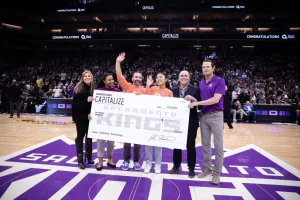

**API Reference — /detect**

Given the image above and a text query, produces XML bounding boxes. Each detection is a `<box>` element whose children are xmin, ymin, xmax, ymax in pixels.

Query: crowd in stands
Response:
<box><xmin>1</xmin><ymin>49</ymin><xmax>300</xmax><ymax>115</ymax></box>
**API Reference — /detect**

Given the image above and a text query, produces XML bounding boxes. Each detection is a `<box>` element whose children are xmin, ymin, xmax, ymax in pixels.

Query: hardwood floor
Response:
<box><xmin>0</xmin><ymin>114</ymin><xmax>300</xmax><ymax>169</ymax></box>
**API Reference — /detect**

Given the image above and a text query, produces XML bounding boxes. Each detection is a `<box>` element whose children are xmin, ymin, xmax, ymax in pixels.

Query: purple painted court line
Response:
<box><xmin>0</xmin><ymin>136</ymin><xmax>299</xmax><ymax>199</ymax></box>
<box><xmin>6</xmin><ymin>139</ymin><xmax>218</xmax><ymax>175</ymax></box>
<box><xmin>62</xmin><ymin>174</ymin><xmax>151</xmax><ymax>200</ymax></box>
<box><xmin>15</xmin><ymin>171</ymin><xmax>78</xmax><ymax>200</ymax></box>
<box><xmin>162</xmin><ymin>179</ymin><xmax>236</xmax><ymax>200</ymax></box>
<box><xmin>243</xmin><ymin>183</ymin><xmax>300</xmax><ymax>200</ymax></box>
<box><xmin>214</xmin><ymin>196</ymin><xmax>244</xmax><ymax>200</ymax></box>
<box><xmin>0</xmin><ymin>168</ymin><xmax>50</xmax><ymax>198</ymax></box>
<box><xmin>0</xmin><ymin>166</ymin><xmax>11</xmax><ymax>173</ymax></box>
<box><xmin>222</xmin><ymin>149</ymin><xmax>299</xmax><ymax>180</ymax></box>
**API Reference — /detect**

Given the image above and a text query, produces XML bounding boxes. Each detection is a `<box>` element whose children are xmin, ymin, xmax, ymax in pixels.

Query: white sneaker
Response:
<box><xmin>233</xmin><ymin>119</ymin><xmax>237</xmax><ymax>122</ymax></box>
<box><xmin>154</xmin><ymin>164</ymin><xmax>161</xmax><ymax>174</ymax></box>
<box><xmin>144</xmin><ymin>163</ymin><xmax>152</xmax><ymax>174</ymax></box>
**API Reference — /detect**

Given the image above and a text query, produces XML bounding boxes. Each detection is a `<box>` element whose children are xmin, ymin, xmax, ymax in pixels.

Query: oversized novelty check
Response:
<box><xmin>88</xmin><ymin>90</ymin><xmax>190</xmax><ymax>149</ymax></box>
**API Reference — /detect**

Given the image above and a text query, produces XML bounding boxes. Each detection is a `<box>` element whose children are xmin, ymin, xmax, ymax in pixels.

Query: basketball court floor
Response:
<box><xmin>0</xmin><ymin>114</ymin><xmax>299</xmax><ymax>199</ymax></box>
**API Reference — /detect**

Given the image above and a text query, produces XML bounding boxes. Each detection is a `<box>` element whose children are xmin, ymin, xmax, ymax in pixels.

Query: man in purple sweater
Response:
<box><xmin>188</xmin><ymin>60</ymin><xmax>225</xmax><ymax>184</ymax></box>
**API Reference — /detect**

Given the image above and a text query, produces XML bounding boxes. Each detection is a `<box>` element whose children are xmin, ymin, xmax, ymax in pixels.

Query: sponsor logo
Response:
<box><xmin>57</xmin><ymin>104</ymin><xmax>65</xmax><ymax>109</ymax></box>
<box><xmin>52</xmin><ymin>35</ymin><xmax>92</xmax><ymax>40</ymax></box>
<box><xmin>282</xmin><ymin>34</ymin><xmax>295</xmax><ymax>39</ymax></box>
<box><xmin>246</xmin><ymin>34</ymin><xmax>296</xmax><ymax>40</ymax></box>
<box><xmin>162</xmin><ymin>34</ymin><xmax>179</xmax><ymax>39</ymax></box>
<box><xmin>142</xmin><ymin>6</ymin><xmax>154</xmax><ymax>10</ymax></box>
<box><xmin>212</xmin><ymin>5</ymin><xmax>245</xmax><ymax>9</ymax></box>
<box><xmin>57</xmin><ymin>8</ymin><xmax>85</xmax><ymax>12</ymax></box>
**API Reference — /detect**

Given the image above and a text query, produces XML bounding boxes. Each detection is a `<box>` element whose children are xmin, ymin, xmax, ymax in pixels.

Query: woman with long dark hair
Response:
<box><xmin>72</xmin><ymin>70</ymin><xmax>95</xmax><ymax>169</ymax></box>
<box><xmin>144</xmin><ymin>72</ymin><xmax>173</xmax><ymax>174</ymax></box>
<box><xmin>96</xmin><ymin>73</ymin><xmax>121</xmax><ymax>171</ymax></box>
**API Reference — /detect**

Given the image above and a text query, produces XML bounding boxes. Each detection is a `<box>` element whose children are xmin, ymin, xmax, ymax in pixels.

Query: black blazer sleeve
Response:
<box><xmin>195</xmin><ymin>87</ymin><xmax>200</xmax><ymax>102</ymax></box>
<box><xmin>72</xmin><ymin>92</ymin><xmax>88</xmax><ymax>110</ymax></box>
<box><xmin>72</xmin><ymin>92</ymin><xmax>92</xmax><ymax>122</ymax></box>
<box><xmin>187</xmin><ymin>86</ymin><xmax>200</xmax><ymax>123</ymax></box>
<box><xmin>172</xmin><ymin>85</ymin><xmax>200</xmax><ymax>127</ymax></box>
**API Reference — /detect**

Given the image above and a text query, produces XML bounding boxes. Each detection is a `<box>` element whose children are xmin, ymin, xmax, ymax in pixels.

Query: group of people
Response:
<box><xmin>72</xmin><ymin>52</ymin><xmax>226</xmax><ymax>185</ymax></box>
<box><xmin>2</xmin><ymin>51</ymin><xmax>299</xmax><ymax>116</ymax></box>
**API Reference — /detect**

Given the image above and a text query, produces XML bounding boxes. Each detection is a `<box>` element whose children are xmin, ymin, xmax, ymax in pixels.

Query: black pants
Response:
<box><xmin>123</xmin><ymin>143</ymin><xmax>141</xmax><ymax>163</ymax></box>
<box><xmin>224</xmin><ymin>109</ymin><xmax>233</xmax><ymax>128</ymax></box>
<box><xmin>75</xmin><ymin>120</ymin><xmax>93</xmax><ymax>158</ymax></box>
<box><xmin>173</xmin><ymin>125</ymin><xmax>197</xmax><ymax>170</ymax></box>
<box><xmin>10</xmin><ymin>100</ymin><xmax>20</xmax><ymax>117</ymax></box>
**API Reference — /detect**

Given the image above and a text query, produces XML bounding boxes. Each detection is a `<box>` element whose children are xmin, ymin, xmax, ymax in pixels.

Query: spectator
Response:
<box><xmin>36</xmin><ymin>76</ymin><xmax>44</xmax><ymax>89</ymax></box>
<box><xmin>6</xmin><ymin>79</ymin><xmax>22</xmax><ymax>118</ymax></box>
<box><xmin>295</xmin><ymin>101</ymin><xmax>300</xmax><ymax>125</ymax></box>
<box><xmin>52</xmin><ymin>85</ymin><xmax>62</xmax><ymax>98</ymax></box>
<box><xmin>233</xmin><ymin>100</ymin><xmax>247</xmax><ymax>121</ymax></box>
<box><xmin>243</xmin><ymin>101</ymin><xmax>257</xmax><ymax>123</ymax></box>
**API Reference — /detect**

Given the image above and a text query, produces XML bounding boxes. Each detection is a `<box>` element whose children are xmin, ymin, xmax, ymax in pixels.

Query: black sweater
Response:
<box><xmin>7</xmin><ymin>84</ymin><xmax>22</xmax><ymax>101</ymax></box>
<box><xmin>72</xmin><ymin>84</ymin><xmax>92</xmax><ymax>122</ymax></box>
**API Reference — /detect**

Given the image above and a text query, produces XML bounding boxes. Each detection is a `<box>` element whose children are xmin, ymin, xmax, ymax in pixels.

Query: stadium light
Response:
<box><xmin>142</xmin><ymin>27</ymin><xmax>158</xmax><ymax>31</ymax></box>
<box><xmin>181</xmin><ymin>27</ymin><xmax>197</xmax><ymax>31</ymax></box>
<box><xmin>242</xmin><ymin>15</ymin><xmax>250</xmax><ymax>21</ymax></box>
<box><xmin>77</xmin><ymin>29</ymin><xmax>87</xmax><ymax>32</ymax></box>
<box><xmin>94</xmin><ymin>17</ymin><xmax>102</xmax><ymax>22</ymax></box>
<box><xmin>51</xmin><ymin>29</ymin><xmax>61</xmax><ymax>33</ymax></box>
<box><xmin>1</xmin><ymin>23</ymin><xmax>22</xmax><ymax>30</ymax></box>
<box><xmin>199</xmin><ymin>27</ymin><xmax>214</xmax><ymax>31</ymax></box>
<box><xmin>258</xmin><ymin>28</ymin><xmax>270</xmax><ymax>32</ymax></box>
<box><xmin>236</xmin><ymin>28</ymin><xmax>253</xmax><ymax>31</ymax></box>
<box><xmin>290</xmin><ymin>27</ymin><xmax>300</xmax><ymax>31</ymax></box>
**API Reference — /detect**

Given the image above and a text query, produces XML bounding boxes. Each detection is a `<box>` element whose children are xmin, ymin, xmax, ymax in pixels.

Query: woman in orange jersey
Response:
<box><xmin>144</xmin><ymin>72</ymin><xmax>173</xmax><ymax>174</ymax></box>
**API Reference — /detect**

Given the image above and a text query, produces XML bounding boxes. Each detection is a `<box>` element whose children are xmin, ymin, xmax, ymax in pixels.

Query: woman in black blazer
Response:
<box><xmin>169</xmin><ymin>70</ymin><xmax>200</xmax><ymax>178</ymax></box>
<box><xmin>72</xmin><ymin>70</ymin><xmax>95</xmax><ymax>169</ymax></box>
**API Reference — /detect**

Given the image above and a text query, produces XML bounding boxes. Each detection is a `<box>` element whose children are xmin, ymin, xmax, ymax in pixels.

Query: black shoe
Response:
<box><xmin>229</xmin><ymin>126</ymin><xmax>233</xmax><ymax>129</ymax></box>
<box><xmin>17</xmin><ymin>116</ymin><xmax>20</xmax><ymax>118</ymax></box>
<box><xmin>188</xmin><ymin>170</ymin><xmax>195</xmax><ymax>178</ymax></box>
<box><xmin>107</xmin><ymin>162</ymin><xmax>116</xmax><ymax>168</ymax></box>
<box><xmin>78</xmin><ymin>163</ymin><xmax>85</xmax><ymax>170</ymax></box>
<box><xmin>9</xmin><ymin>116</ymin><xmax>13</xmax><ymax>118</ymax></box>
<box><xmin>77</xmin><ymin>154</ymin><xmax>85</xmax><ymax>170</ymax></box>
<box><xmin>84</xmin><ymin>153</ymin><xmax>95</xmax><ymax>165</ymax></box>
<box><xmin>96</xmin><ymin>165</ymin><xmax>103</xmax><ymax>171</ymax></box>
<box><xmin>169</xmin><ymin>166</ymin><xmax>180</xmax><ymax>174</ymax></box>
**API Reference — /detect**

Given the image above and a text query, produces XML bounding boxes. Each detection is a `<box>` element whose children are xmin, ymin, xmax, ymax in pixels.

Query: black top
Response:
<box><xmin>224</xmin><ymin>91</ymin><xmax>232</xmax><ymax>111</ymax></box>
<box><xmin>7</xmin><ymin>84</ymin><xmax>22</xmax><ymax>101</ymax></box>
<box><xmin>172</xmin><ymin>85</ymin><xmax>200</xmax><ymax>127</ymax></box>
<box><xmin>72</xmin><ymin>84</ymin><xmax>92</xmax><ymax>122</ymax></box>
